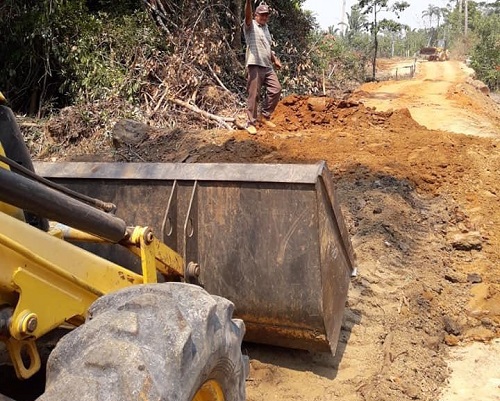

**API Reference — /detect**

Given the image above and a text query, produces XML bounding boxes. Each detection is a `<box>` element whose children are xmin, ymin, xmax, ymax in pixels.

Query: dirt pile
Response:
<box><xmin>37</xmin><ymin>94</ymin><xmax>425</xmax><ymax>165</ymax></box>
<box><xmin>272</xmin><ymin>94</ymin><xmax>423</xmax><ymax>132</ymax></box>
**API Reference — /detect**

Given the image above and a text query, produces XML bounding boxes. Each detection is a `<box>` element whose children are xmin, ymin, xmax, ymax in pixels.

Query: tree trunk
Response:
<box><xmin>464</xmin><ymin>0</ymin><xmax>468</xmax><ymax>36</ymax></box>
<box><xmin>229</xmin><ymin>0</ymin><xmax>242</xmax><ymax>50</ymax></box>
<box><xmin>372</xmin><ymin>5</ymin><xmax>377</xmax><ymax>80</ymax></box>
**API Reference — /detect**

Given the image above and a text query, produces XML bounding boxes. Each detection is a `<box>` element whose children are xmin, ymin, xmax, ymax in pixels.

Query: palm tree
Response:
<box><xmin>346</xmin><ymin>5</ymin><xmax>368</xmax><ymax>35</ymax></box>
<box><xmin>422</xmin><ymin>4</ymin><xmax>440</xmax><ymax>46</ymax></box>
<box><xmin>341</xmin><ymin>0</ymin><xmax>347</xmax><ymax>33</ymax></box>
<box><xmin>422</xmin><ymin>4</ymin><xmax>440</xmax><ymax>29</ymax></box>
<box><xmin>439</xmin><ymin>7</ymin><xmax>450</xmax><ymax>45</ymax></box>
<box><xmin>435</xmin><ymin>7</ymin><xmax>442</xmax><ymax>30</ymax></box>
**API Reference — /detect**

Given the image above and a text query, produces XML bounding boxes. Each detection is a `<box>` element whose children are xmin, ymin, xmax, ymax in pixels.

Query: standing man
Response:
<box><xmin>244</xmin><ymin>0</ymin><xmax>282</xmax><ymax>134</ymax></box>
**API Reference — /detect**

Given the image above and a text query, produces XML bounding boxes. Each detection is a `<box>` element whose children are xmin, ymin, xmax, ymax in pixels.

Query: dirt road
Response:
<box><xmin>29</xmin><ymin>59</ymin><xmax>500</xmax><ymax>400</ymax></box>
<box><xmin>239</xmin><ymin>60</ymin><xmax>500</xmax><ymax>401</ymax></box>
<box><xmin>357</xmin><ymin>60</ymin><xmax>499</xmax><ymax>137</ymax></box>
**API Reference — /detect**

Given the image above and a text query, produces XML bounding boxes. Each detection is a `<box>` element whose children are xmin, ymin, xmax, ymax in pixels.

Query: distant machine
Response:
<box><xmin>419</xmin><ymin>47</ymin><xmax>450</xmax><ymax>62</ymax></box>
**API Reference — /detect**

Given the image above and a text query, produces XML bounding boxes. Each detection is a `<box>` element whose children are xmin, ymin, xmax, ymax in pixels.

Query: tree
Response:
<box><xmin>345</xmin><ymin>4</ymin><xmax>368</xmax><ymax>40</ymax></box>
<box><xmin>469</xmin><ymin>3</ymin><xmax>500</xmax><ymax>90</ymax></box>
<box><xmin>422</xmin><ymin>4</ymin><xmax>440</xmax><ymax>46</ymax></box>
<box><xmin>422</xmin><ymin>4</ymin><xmax>440</xmax><ymax>28</ymax></box>
<box><xmin>357</xmin><ymin>0</ymin><xmax>409</xmax><ymax>80</ymax></box>
<box><xmin>378</xmin><ymin>20</ymin><xmax>410</xmax><ymax>57</ymax></box>
<box><xmin>465</xmin><ymin>0</ymin><xmax>469</xmax><ymax>35</ymax></box>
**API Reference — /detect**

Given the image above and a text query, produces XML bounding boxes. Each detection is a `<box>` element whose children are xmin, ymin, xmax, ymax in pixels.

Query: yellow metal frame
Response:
<box><xmin>0</xmin><ymin>141</ymin><xmax>187</xmax><ymax>379</ymax></box>
<box><xmin>192</xmin><ymin>380</ymin><xmax>225</xmax><ymax>401</ymax></box>
<box><xmin>0</xmin><ymin>212</ymin><xmax>186</xmax><ymax>379</ymax></box>
<box><xmin>49</xmin><ymin>223</ymin><xmax>185</xmax><ymax>282</ymax></box>
<box><xmin>0</xmin><ymin>212</ymin><xmax>144</xmax><ymax>378</ymax></box>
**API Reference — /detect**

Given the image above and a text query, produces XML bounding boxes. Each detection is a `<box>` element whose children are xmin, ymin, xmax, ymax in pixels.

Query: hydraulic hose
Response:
<box><xmin>0</xmin><ymin>167</ymin><xmax>127</xmax><ymax>243</ymax></box>
<box><xmin>0</xmin><ymin>154</ymin><xmax>116</xmax><ymax>213</ymax></box>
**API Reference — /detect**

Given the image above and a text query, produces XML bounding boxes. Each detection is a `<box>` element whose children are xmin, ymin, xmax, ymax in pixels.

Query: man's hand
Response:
<box><xmin>271</xmin><ymin>53</ymin><xmax>282</xmax><ymax>70</ymax></box>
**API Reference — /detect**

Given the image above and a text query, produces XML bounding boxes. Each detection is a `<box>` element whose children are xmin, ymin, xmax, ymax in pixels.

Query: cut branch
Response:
<box><xmin>168</xmin><ymin>98</ymin><xmax>239</xmax><ymax>130</ymax></box>
<box><xmin>207</xmin><ymin>64</ymin><xmax>231</xmax><ymax>93</ymax></box>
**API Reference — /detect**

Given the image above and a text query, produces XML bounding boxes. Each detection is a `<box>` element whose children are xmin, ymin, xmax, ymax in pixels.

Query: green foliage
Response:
<box><xmin>445</xmin><ymin>2</ymin><xmax>466</xmax><ymax>42</ymax></box>
<box><xmin>329</xmin><ymin>37</ymin><xmax>372</xmax><ymax>86</ymax></box>
<box><xmin>0</xmin><ymin>0</ymin><xmax>88</xmax><ymax>111</ymax></box>
<box><xmin>61</xmin><ymin>11</ymin><xmax>159</xmax><ymax>103</ymax></box>
<box><xmin>470</xmin><ymin>13</ymin><xmax>500</xmax><ymax>90</ymax></box>
<box><xmin>304</xmin><ymin>30</ymin><xmax>371</xmax><ymax>94</ymax></box>
<box><xmin>0</xmin><ymin>0</ymin><xmax>159</xmax><ymax>113</ymax></box>
<box><xmin>264</xmin><ymin>0</ymin><xmax>317</xmax><ymax>91</ymax></box>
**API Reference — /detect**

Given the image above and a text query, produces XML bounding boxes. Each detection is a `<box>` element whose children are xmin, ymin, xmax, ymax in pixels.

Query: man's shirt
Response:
<box><xmin>244</xmin><ymin>20</ymin><xmax>272</xmax><ymax>68</ymax></box>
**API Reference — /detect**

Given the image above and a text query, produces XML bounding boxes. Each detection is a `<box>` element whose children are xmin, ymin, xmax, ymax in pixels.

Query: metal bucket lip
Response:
<box><xmin>34</xmin><ymin>161</ymin><xmax>328</xmax><ymax>184</ymax></box>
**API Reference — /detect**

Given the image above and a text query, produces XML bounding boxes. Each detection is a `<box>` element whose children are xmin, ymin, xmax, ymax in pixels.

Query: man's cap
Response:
<box><xmin>255</xmin><ymin>3</ymin><xmax>270</xmax><ymax>14</ymax></box>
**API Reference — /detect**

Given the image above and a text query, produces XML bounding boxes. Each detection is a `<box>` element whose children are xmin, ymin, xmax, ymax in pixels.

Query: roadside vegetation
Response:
<box><xmin>0</xmin><ymin>0</ymin><xmax>498</xmax><ymax>127</ymax></box>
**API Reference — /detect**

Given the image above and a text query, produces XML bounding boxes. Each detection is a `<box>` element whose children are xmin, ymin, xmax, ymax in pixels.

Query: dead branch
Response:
<box><xmin>207</xmin><ymin>64</ymin><xmax>231</xmax><ymax>93</ymax></box>
<box><xmin>153</xmin><ymin>89</ymin><xmax>169</xmax><ymax>114</ymax></box>
<box><xmin>18</xmin><ymin>122</ymin><xmax>43</xmax><ymax>128</ymax></box>
<box><xmin>168</xmin><ymin>97</ymin><xmax>235</xmax><ymax>130</ymax></box>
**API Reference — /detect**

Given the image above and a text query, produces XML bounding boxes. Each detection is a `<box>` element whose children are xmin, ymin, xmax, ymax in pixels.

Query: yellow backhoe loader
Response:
<box><xmin>419</xmin><ymin>47</ymin><xmax>450</xmax><ymax>62</ymax></box>
<box><xmin>0</xmin><ymin>94</ymin><xmax>356</xmax><ymax>401</ymax></box>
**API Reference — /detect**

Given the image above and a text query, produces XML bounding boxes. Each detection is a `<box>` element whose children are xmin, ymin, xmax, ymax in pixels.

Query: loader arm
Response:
<box><xmin>0</xmin><ymin>148</ymin><xmax>247</xmax><ymax>401</ymax></box>
<box><xmin>1</xmin><ymin>136</ymin><xmax>187</xmax><ymax>379</ymax></box>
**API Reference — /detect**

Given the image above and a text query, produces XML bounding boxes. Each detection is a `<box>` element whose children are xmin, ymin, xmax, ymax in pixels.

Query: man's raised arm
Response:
<box><xmin>245</xmin><ymin>0</ymin><xmax>252</xmax><ymax>27</ymax></box>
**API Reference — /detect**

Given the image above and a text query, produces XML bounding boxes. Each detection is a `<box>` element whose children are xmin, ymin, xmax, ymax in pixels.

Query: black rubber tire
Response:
<box><xmin>36</xmin><ymin>283</ymin><xmax>247</xmax><ymax>401</ymax></box>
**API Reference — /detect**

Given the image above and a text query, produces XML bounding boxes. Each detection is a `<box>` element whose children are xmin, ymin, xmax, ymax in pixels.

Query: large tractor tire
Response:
<box><xmin>37</xmin><ymin>283</ymin><xmax>247</xmax><ymax>401</ymax></box>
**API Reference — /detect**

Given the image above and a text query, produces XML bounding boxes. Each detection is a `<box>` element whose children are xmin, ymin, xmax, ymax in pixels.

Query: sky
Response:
<box><xmin>302</xmin><ymin>0</ymin><xmax>452</xmax><ymax>31</ymax></box>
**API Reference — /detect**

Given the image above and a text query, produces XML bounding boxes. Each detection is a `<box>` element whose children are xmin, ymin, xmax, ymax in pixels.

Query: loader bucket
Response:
<box><xmin>34</xmin><ymin>161</ymin><xmax>356</xmax><ymax>354</ymax></box>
